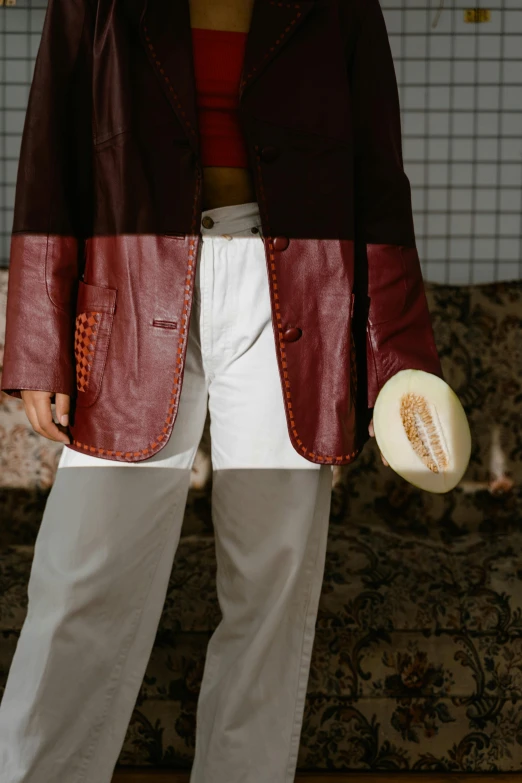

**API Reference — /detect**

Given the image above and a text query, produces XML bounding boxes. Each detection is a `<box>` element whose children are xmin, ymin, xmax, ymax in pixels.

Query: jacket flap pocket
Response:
<box><xmin>76</xmin><ymin>280</ymin><xmax>117</xmax><ymax>315</ymax></box>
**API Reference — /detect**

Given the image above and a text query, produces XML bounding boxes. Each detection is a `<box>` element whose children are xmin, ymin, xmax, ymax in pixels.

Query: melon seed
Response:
<box><xmin>400</xmin><ymin>392</ymin><xmax>449</xmax><ymax>473</ymax></box>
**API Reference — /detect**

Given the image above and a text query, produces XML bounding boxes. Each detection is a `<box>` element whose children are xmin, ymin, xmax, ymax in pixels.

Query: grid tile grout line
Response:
<box><xmin>422</xmin><ymin>0</ymin><xmax>429</xmax><ymax>277</ymax></box>
<box><xmin>518</xmin><ymin>10</ymin><xmax>522</xmax><ymax>277</ymax></box>
<box><xmin>469</xmin><ymin>1</ymin><xmax>479</xmax><ymax>285</ymax></box>
<box><xmin>0</xmin><ymin>1</ymin><xmax>521</xmax><ymax>283</ymax></box>
<box><xmin>416</xmin><ymin>0</ymin><xmax>424</xmax><ymax>277</ymax></box>
<box><xmin>1</xmin><ymin>5</ymin><xmax>6</xmax><ymax>260</ymax></box>
<box><xmin>444</xmin><ymin>0</ymin><xmax>456</xmax><ymax>285</ymax></box>
<box><xmin>494</xmin><ymin>0</ymin><xmax>506</xmax><ymax>283</ymax></box>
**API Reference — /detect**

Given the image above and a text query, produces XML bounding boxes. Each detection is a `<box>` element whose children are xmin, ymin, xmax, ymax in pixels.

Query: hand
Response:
<box><xmin>368</xmin><ymin>417</ymin><xmax>389</xmax><ymax>466</ymax></box>
<box><xmin>21</xmin><ymin>390</ymin><xmax>71</xmax><ymax>444</ymax></box>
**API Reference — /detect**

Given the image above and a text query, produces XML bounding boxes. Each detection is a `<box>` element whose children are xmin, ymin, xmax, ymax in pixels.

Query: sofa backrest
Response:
<box><xmin>1</xmin><ymin>269</ymin><xmax>521</xmax><ymax>545</ymax></box>
<box><xmin>336</xmin><ymin>279</ymin><xmax>522</xmax><ymax>545</ymax></box>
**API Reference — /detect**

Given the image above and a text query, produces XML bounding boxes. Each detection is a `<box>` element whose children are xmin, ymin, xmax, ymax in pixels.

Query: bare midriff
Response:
<box><xmin>190</xmin><ymin>0</ymin><xmax>257</xmax><ymax>210</ymax></box>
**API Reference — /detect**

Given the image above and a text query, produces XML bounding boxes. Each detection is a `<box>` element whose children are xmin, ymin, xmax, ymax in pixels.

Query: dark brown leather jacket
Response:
<box><xmin>1</xmin><ymin>0</ymin><xmax>444</xmax><ymax>464</ymax></box>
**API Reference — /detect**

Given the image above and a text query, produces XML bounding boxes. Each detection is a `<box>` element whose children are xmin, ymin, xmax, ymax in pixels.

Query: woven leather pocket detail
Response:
<box><xmin>75</xmin><ymin>311</ymin><xmax>102</xmax><ymax>392</ymax></box>
<box><xmin>74</xmin><ymin>280</ymin><xmax>117</xmax><ymax>408</ymax></box>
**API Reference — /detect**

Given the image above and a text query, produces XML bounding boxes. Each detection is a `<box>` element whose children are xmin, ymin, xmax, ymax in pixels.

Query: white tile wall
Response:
<box><xmin>0</xmin><ymin>0</ymin><xmax>521</xmax><ymax>283</ymax></box>
<box><xmin>384</xmin><ymin>0</ymin><xmax>522</xmax><ymax>284</ymax></box>
<box><xmin>0</xmin><ymin>0</ymin><xmax>39</xmax><ymax>263</ymax></box>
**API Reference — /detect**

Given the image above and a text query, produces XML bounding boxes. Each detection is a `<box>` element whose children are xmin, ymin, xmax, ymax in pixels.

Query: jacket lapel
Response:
<box><xmin>239</xmin><ymin>0</ymin><xmax>316</xmax><ymax>101</ymax></box>
<box><xmin>139</xmin><ymin>0</ymin><xmax>201</xmax><ymax>155</ymax></box>
<box><xmin>123</xmin><ymin>0</ymin><xmax>316</xmax><ymax>154</ymax></box>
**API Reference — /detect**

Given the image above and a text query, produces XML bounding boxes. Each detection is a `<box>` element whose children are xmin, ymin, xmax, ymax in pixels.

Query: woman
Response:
<box><xmin>0</xmin><ymin>0</ymin><xmax>443</xmax><ymax>781</ymax></box>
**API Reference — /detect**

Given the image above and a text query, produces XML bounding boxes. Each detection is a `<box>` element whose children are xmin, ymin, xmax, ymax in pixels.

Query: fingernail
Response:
<box><xmin>60</xmin><ymin>414</ymin><xmax>69</xmax><ymax>426</ymax></box>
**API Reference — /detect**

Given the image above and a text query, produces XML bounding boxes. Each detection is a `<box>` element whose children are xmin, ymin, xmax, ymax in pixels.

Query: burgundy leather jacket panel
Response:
<box><xmin>1</xmin><ymin>0</ymin><xmax>444</xmax><ymax>464</ymax></box>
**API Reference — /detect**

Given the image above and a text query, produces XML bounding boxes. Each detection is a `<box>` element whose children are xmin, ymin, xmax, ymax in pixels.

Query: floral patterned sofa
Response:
<box><xmin>1</xmin><ymin>268</ymin><xmax>521</xmax><ymax>773</ymax></box>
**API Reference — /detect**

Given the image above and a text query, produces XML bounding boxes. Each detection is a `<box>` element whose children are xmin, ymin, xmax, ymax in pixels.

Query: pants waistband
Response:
<box><xmin>200</xmin><ymin>201</ymin><xmax>262</xmax><ymax>237</ymax></box>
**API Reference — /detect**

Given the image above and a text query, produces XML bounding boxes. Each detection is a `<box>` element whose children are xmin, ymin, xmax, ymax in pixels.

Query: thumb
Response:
<box><xmin>54</xmin><ymin>393</ymin><xmax>71</xmax><ymax>428</ymax></box>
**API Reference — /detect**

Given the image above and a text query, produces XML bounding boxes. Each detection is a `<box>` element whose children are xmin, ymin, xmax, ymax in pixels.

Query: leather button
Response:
<box><xmin>260</xmin><ymin>145</ymin><xmax>280</xmax><ymax>163</ymax></box>
<box><xmin>282</xmin><ymin>327</ymin><xmax>302</xmax><ymax>342</ymax></box>
<box><xmin>202</xmin><ymin>216</ymin><xmax>214</xmax><ymax>229</ymax></box>
<box><xmin>273</xmin><ymin>236</ymin><xmax>289</xmax><ymax>252</ymax></box>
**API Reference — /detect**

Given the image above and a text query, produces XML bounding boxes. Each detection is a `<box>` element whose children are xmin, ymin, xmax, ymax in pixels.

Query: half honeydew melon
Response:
<box><xmin>372</xmin><ymin>369</ymin><xmax>471</xmax><ymax>494</ymax></box>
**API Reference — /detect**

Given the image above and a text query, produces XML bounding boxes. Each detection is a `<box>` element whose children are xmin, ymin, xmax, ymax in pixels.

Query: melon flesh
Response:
<box><xmin>372</xmin><ymin>369</ymin><xmax>471</xmax><ymax>494</ymax></box>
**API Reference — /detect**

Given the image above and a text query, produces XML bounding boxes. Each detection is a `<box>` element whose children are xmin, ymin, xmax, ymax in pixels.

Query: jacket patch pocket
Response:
<box><xmin>74</xmin><ymin>280</ymin><xmax>117</xmax><ymax>408</ymax></box>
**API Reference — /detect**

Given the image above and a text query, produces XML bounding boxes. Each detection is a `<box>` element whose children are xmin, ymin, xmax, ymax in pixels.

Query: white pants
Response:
<box><xmin>0</xmin><ymin>202</ymin><xmax>333</xmax><ymax>783</ymax></box>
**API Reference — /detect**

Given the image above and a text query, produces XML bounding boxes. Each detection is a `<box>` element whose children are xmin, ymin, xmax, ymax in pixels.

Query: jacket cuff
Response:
<box><xmin>365</xmin><ymin>244</ymin><xmax>444</xmax><ymax>409</ymax></box>
<box><xmin>1</xmin><ymin>234</ymin><xmax>78</xmax><ymax>401</ymax></box>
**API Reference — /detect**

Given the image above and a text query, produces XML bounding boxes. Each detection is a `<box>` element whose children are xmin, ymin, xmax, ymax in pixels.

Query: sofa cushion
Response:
<box><xmin>1</xmin><ymin>273</ymin><xmax>522</xmax><ymax>772</ymax></box>
<box><xmin>2</xmin><ymin>271</ymin><xmax>521</xmax><ymax>543</ymax></box>
<box><xmin>2</xmin><ymin>509</ymin><xmax>522</xmax><ymax>773</ymax></box>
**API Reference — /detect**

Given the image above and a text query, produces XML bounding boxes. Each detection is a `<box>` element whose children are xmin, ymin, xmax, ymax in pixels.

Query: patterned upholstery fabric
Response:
<box><xmin>1</xmin><ymin>268</ymin><xmax>521</xmax><ymax>772</ymax></box>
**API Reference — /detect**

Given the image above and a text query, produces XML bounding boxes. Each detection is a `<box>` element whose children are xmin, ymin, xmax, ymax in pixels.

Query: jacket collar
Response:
<box><xmin>122</xmin><ymin>0</ymin><xmax>316</xmax><ymax>156</ymax></box>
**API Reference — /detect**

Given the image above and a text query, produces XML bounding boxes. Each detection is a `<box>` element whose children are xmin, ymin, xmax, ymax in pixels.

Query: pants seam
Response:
<box><xmin>72</xmin><ymin>530</ymin><xmax>171</xmax><ymax>783</ymax></box>
<box><xmin>284</xmin><ymin>468</ymin><xmax>330</xmax><ymax>782</ymax></box>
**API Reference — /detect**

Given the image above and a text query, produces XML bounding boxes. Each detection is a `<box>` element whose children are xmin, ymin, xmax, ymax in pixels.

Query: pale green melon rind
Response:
<box><xmin>373</xmin><ymin>369</ymin><xmax>471</xmax><ymax>494</ymax></box>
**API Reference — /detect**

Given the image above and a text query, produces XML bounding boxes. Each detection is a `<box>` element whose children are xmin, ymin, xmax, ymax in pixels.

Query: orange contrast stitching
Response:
<box><xmin>72</xmin><ymin>173</ymin><xmax>200</xmax><ymax>459</ymax></box>
<box><xmin>142</xmin><ymin>26</ymin><xmax>196</xmax><ymax>137</ymax></box>
<box><xmin>72</xmin><ymin>32</ymin><xmax>202</xmax><ymax>461</ymax></box>
<box><xmin>255</xmin><ymin>144</ymin><xmax>360</xmax><ymax>465</ymax></box>
<box><xmin>240</xmin><ymin>2</ymin><xmax>302</xmax><ymax>92</ymax></box>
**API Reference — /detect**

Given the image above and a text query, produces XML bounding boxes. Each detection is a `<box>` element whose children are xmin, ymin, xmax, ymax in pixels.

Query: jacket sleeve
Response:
<box><xmin>1</xmin><ymin>0</ymin><xmax>94</xmax><ymax>400</ymax></box>
<box><xmin>349</xmin><ymin>0</ymin><xmax>444</xmax><ymax>409</ymax></box>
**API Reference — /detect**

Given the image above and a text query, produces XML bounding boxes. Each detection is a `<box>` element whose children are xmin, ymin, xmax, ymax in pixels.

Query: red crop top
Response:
<box><xmin>191</xmin><ymin>27</ymin><xmax>250</xmax><ymax>168</ymax></box>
